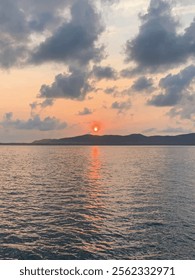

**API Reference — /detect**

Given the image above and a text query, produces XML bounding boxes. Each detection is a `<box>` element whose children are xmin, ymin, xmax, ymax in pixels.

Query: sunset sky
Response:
<box><xmin>1</xmin><ymin>0</ymin><xmax>195</xmax><ymax>142</ymax></box>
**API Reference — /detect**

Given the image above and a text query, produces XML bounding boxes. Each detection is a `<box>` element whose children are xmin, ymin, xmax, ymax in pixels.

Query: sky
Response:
<box><xmin>1</xmin><ymin>0</ymin><xmax>195</xmax><ymax>142</ymax></box>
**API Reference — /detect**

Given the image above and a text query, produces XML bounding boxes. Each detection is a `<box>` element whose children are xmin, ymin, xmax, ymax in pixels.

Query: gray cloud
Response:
<box><xmin>159</xmin><ymin>126</ymin><xmax>192</xmax><ymax>134</ymax></box>
<box><xmin>111</xmin><ymin>100</ymin><xmax>131</xmax><ymax>113</ymax></box>
<box><xmin>125</xmin><ymin>0</ymin><xmax>195</xmax><ymax>72</ymax></box>
<box><xmin>0</xmin><ymin>0</ymin><xmax>28</xmax><ymax>40</ymax></box>
<box><xmin>104</xmin><ymin>86</ymin><xmax>118</xmax><ymax>94</ymax></box>
<box><xmin>142</xmin><ymin>127</ymin><xmax>157</xmax><ymax>134</ymax></box>
<box><xmin>28</xmin><ymin>12</ymin><xmax>60</xmax><ymax>33</ymax></box>
<box><xmin>120</xmin><ymin>68</ymin><xmax>133</xmax><ymax>78</ymax></box>
<box><xmin>91</xmin><ymin>65</ymin><xmax>118</xmax><ymax>80</ymax></box>
<box><xmin>148</xmin><ymin>65</ymin><xmax>195</xmax><ymax>106</ymax></box>
<box><xmin>39</xmin><ymin>99</ymin><xmax>55</xmax><ymax>108</ymax></box>
<box><xmin>179</xmin><ymin>0</ymin><xmax>195</xmax><ymax>5</ymax></box>
<box><xmin>21</xmin><ymin>0</ymin><xmax>70</xmax><ymax>32</ymax></box>
<box><xmin>29</xmin><ymin>102</ymin><xmax>38</xmax><ymax>111</ymax></box>
<box><xmin>0</xmin><ymin>0</ymin><xmax>29</xmax><ymax>68</ymax></box>
<box><xmin>0</xmin><ymin>0</ymin><xmax>71</xmax><ymax>68</ymax></box>
<box><xmin>1</xmin><ymin>113</ymin><xmax>67</xmax><ymax>131</ymax></box>
<box><xmin>39</xmin><ymin>68</ymin><xmax>92</xmax><ymax>100</ymax></box>
<box><xmin>3</xmin><ymin>112</ymin><xmax>13</xmax><ymax>121</ymax></box>
<box><xmin>78</xmin><ymin>107</ymin><xmax>93</xmax><ymax>116</ymax></box>
<box><xmin>31</xmin><ymin>0</ymin><xmax>104</xmax><ymax>67</ymax></box>
<box><xmin>131</xmin><ymin>76</ymin><xmax>154</xmax><ymax>92</ymax></box>
<box><xmin>101</xmin><ymin>0</ymin><xmax>119</xmax><ymax>5</ymax></box>
<box><xmin>30</xmin><ymin>99</ymin><xmax>54</xmax><ymax>111</ymax></box>
<box><xmin>168</xmin><ymin>94</ymin><xmax>195</xmax><ymax>120</ymax></box>
<box><xmin>142</xmin><ymin>126</ymin><xmax>192</xmax><ymax>134</ymax></box>
<box><xmin>0</xmin><ymin>0</ymin><xmax>104</xmax><ymax>69</ymax></box>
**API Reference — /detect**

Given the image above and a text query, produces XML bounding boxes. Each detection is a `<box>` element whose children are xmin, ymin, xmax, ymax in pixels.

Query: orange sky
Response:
<box><xmin>0</xmin><ymin>0</ymin><xmax>195</xmax><ymax>142</ymax></box>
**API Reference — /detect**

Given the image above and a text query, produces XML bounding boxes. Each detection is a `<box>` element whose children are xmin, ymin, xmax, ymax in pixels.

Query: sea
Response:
<box><xmin>0</xmin><ymin>146</ymin><xmax>194</xmax><ymax>260</ymax></box>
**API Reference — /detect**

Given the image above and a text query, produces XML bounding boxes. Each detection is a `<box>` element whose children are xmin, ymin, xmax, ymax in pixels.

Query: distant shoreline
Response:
<box><xmin>1</xmin><ymin>143</ymin><xmax>195</xmax><ymax>146</ymax></box>
<box><xmin>1</xmin><ymin>132</ymin><xmax>195</xmax><ymax>145</ymax></box>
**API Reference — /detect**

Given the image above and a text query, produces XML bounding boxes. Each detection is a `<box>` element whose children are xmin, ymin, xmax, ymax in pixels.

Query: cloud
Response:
<box><xmin>29</xmin><ymin>102</ymin><xmax>38</xmax><ymax>110</ymax></box>
<box><xmin>131</xmin><ymin>76</ymin><xmax>154</xmax><ymax>92</ymax></box>
<box><xmin>111</xmin><ymin>100</ymin><xmax>131</xmax><ymax>113</ymax></box>
<box><xmin>168</xmin><ymin>94</ymin><xmax>195</xmax><ymax>120</ymax></box>
<box><xmin>39</xmin><ymin>68</ymin><xmax>92</xmax><ymax>100</ymax></box>
<box><xmin>125</xmin><ymin>0</ymin><xmax>195</xmax><ymax>72</ymax></box>
<box><xmin>104</xmin><ymin>86</ymin><xmax>118</xmax><ymax>94</ymax></box>
<box><xmin>148</xmin><ymin>65</ymin><xmax>195</xmax><ymax>106</ymax></box>
<box><xmin>21</xmin><ymin>0</ymin><xmax>70</xmax><ymax>32</ymax></box>
<box><xmin>3</xmin><ymin>112</ymin><xmax>13</xmax><ymax>121</ymax></box>
<box><xmin>120</xmin><ymin>68</ymin><xmax>133</xmax><ymax>78</ymax></box>
<box><xmin>142</xmin><ymin>127</ymin><xmax>157</xmax><ymax>134</ymax></box>
<box><xmin>39</xmin><ymin>99</ymin><xmax>55</xmax><ymax>108</ymax></box>
<box><xmin>101</xmin><ymin>0</ymin><xmax>119</xmax><ymax>5</ymax></box>
<box><xmin>78</xmin><ymin>107</ymin><xmax>93</xmax><ymax>116</ymax></box>
<box><xmin>31</xmin><ymin>0</ymin><xmax>104</xmax><ymax>67</ymax></box>
<box><xmin>142</xmin><ymin>126</ymin><xmax>192</xmax><ymax>134</ymax></box>
<box><xmin>159</xmin><ymin>126</ymin><xmax>192</xmax><ymax>134</ymax></box>
<box><xmin>91</xmin><ymin>65</ymin><xmax>118</xmax><ymax>80</ymax></box>
<box><xmin>30</xmin><ymin>99</ymin><xmax>55</xmax><ymax>111</ymax></box>
<box><xmin>0</xmin><ymin>113</ymin><xmax>67</xmax><ymax>131</ymax></box>
<box><xmin>0</xmin><ymin>0</ymin><xmax>71</xmax><ymax>68</ymax></box>
<box><xmin>0</xmin><ymin>0</ymin><xmax>28</xmax><ymax>68</ymax></box>
<box><xmin>0</xmin><ymin>0</ymin><xmax>104</xmax><ymax>69</ymax></box>
<box><xmin>0</xmin><ymin>0</ymin><xmax>28</xmax><ymax>40</ymax></box>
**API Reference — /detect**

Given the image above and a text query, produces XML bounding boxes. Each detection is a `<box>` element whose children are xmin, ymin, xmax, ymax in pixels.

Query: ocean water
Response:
<box><xmin>0</xmin><ymin>146</ymin><xmax>194</xmax><ymax>260</ymax></box>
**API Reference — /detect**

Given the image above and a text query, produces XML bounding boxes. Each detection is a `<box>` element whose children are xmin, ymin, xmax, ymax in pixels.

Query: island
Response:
<box><xmin>30</xmin><ymin>133</ymin><xmax>195</xmax><ymax>145</ymax></box>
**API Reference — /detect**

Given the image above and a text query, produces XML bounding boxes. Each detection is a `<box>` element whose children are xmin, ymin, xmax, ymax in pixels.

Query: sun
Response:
<box><xmin>91</xmin><ymin>122</ymin><xmax>101</xmax><ymax>134</ymax></box>
<box><xmin>93</xmin><ymin>126</ymin><xmax>99</xmax><ymax>132</ymax></box>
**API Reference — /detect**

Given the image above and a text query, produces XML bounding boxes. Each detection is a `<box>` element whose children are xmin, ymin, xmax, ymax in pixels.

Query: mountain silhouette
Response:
<box><xmin>32</xmin><ymin>133</ymin><xmax>195</xmax><ymax>145</ymax></box>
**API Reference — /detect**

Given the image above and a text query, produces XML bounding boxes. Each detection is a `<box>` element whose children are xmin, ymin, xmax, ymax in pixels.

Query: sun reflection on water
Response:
<box><xmin>88</xmin><ymin>146</ymin><xmax>101</xmax><ymax>181</ymax></box>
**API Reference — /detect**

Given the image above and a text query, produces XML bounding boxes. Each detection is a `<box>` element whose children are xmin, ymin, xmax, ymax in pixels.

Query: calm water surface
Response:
<box><xmin>0</xmin><ymin>146</ymin><xmax>194</xmax><ymax>259</ymax></box>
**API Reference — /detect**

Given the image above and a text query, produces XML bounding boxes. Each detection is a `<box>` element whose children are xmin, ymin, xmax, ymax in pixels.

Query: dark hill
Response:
<box><xmin>32</xmin><ymin>133</ymin><xmax>195</xmax><ymax>145</ymax></box>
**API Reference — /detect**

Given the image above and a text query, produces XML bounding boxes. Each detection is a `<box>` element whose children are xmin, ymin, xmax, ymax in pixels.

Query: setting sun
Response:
<box><xmin>91</xmin><ymin>122</ymin><xmax>102</xmax><ymax>134</ymax></box>
<box><xmin>93</xmin><ymin>126</ymin><xmax>99</xmax><ymax>132</ymax></box>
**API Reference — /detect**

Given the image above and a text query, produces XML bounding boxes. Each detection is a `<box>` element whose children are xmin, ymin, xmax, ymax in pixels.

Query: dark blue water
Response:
<box><xmin>0</xmin><ymin>146</ymin><xmax>194</xmax><ymax>259</ymax></box>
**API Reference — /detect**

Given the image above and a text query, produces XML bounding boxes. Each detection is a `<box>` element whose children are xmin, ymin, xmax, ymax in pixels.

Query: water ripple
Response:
<box><xmin>0</xmin><ymin>146</ymin><xmax>195</xmax><ymax>259</ymax></box>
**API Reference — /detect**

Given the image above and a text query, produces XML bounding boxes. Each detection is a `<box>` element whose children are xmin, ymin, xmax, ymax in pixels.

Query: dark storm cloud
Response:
<box><xmin>39</xmin><ymin>68</ymin><xmax>92</xmax><ymax>100</ymax></box>
<box><xmin>78</xmin><ymin>107</ymin><xmax>93</xmax><ymax>116</ymax></box>
<box><xmin>148</xmin><ymin>65</ymin><xmax>195</xmax><ymax>106</ymax></box>
<box><xmin>111</xmin><ymin>100</ymin><xmax>131</xmax><ymax>113</ymax></box>
<box><xmin>1</xmin><ymin>113</ymin><xmax>67</xmax><ymax>131</ymax></box>
<box><xmin>131</xmin><ymin>77</ymin><xmax>154</xmax><ymax>92</ymax></box>
<box><xmin>125</xmin><ymin>0</ymin><xmax>195</xmax><ymax>72</ymax></box>
<box><xmin>31</xmin><ymin>0</ymin><xmax>104</xmax><ymax>66</ymax></box>
<box><xmin>91</xmin><ymin>65</ymin><xmax>118</xmax><ymax>80</ymax></box>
